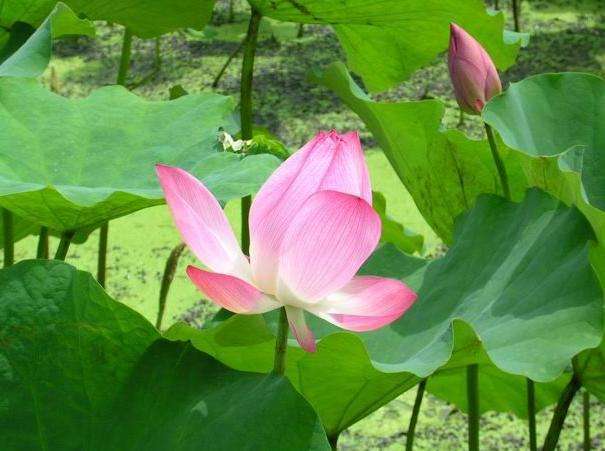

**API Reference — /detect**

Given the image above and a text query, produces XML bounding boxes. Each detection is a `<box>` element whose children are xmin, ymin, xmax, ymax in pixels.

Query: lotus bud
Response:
<box><xmin>448</xmin><ymin>23</ymin><xmax>502</xmax><ymax>114</ymax></box>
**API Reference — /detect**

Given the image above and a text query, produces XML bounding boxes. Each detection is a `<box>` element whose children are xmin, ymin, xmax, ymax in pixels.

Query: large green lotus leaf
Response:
<box><xmin>251</xmin><ymin>0</ymin><xmax>519</xmax><ymax>92</ymax></box>
<box><xmin>0</xmin><ymin>78</ymin><xmax>280</xmax><ymax>231</ymax></box>
<box><xmin>165</xmin><ymin>317</ymin><xmax>422</xmax><ymax>438</ymax></box>
<box><xmin>0</xmin><ymin>260</ymin><xmax>330</xmax><ymax>450</ymax></box>
<box><xmin>0</xmin><ymin>260</ymin><xmax>160</xmax><ymax>449</ymax></box>
<box><xmin>0</xmin><ymin>0</ymin><xmax>215</xmax><ymax>38</ymax></box>
<box><xmin>304</xmin><ymin>189</ymin><xmax>602</xmax><ymax>382</ymax></box>
<box><xmin>166</xmin><ymin>189</ymin><xmax>601</xmax><ymax>434</ymax></box>
<box><xmin>311</xmin><ymin>62</ymin><xmax>528</xmax><ymax>242</ymax></box>
<box><xmin>483</xmin><ymin>72</ymin><xmax>605</xmax><ymax>211</ymax></box>
<box><xmin>0</xmin><ymin>3</ymin><xmax>95</xmax><ymax>78</ymax></box>
<box><xmin>99</xmin><ymin>340</ymin><xmax>330</xmax><ymax>451</ymax></box>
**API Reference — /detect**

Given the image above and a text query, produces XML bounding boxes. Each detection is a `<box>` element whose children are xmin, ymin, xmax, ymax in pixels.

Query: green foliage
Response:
<box><xmin>0</xmin><ymin>2</ymin><xmax>95</xmax><ymax>78</ymax></box>
<box><xmin>0</xmin><ymin>78</ymin><xmax>280</xmax><ymax>231</ymax></box>
<box><xmin>372</xmin><ymin>191</ymin><xmax>424</xmax><ymax>255</ymax></box>
<box><xmin>0</xmin><ymin>0</ymin><xmax>215</xmax><ymax>38</ymax></box>
<box><xmin>168</xmin><ymin>189</ymin><xmax>602</xmax><ymax>434</ymax></box>
<box><xmin>0</xmin><ymin>260</ymin><xmax>330</xmax><ymax>450</ymax></box>
<box><xmin>311</xmin><ymin>62</ymin><xmax>528</xmax><ymax>243</ymax></box>
<box><xmin>483</xmin><ymin>72</ymin><xmax>605</xmax><ymax>211</ymax></box>
<box><xmin>251</xmin><ymin>0</ymin><xmax>521</xmax><ymax>92</ymax></box>
<box><xmin>330</xmin><ymin>189</ymin><xmax>602</xmax><ymax>382</ymax></box>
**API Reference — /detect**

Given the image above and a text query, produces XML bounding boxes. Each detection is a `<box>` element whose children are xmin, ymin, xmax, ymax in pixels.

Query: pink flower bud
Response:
<box><xmin>448</xmin><ymin>23</ymin><xmax>502</xmax><ymax>114</ymax></box>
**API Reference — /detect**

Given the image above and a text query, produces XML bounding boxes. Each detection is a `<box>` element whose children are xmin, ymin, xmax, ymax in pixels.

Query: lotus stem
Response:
<box><xmin>406</xmin><ymin>379</ymin><xmax>427</xmax><ymax>450</ymax></box>
<box><xmin>2</xmin><ymin>209</ymin><xmax>13</xmax><ymax>267</ymax></box>
<box><xmin>156</xmin><ymin>242</ymin><xmax>187</xmax><ymax>330</ymax></box>
<box><xmin>512</xmin><ymin>0</ymin><xmax>521</xmax><ymax>32</ymax></box>
<box><xmin>542</xmin><ymin>373</ymin><xmax>581</xmax><ymax>451</ymax></box>
<box><xmin>228</xmin><ymin>0</ymin><xmax>235</xmax><ymax>22</ymax></box>
<box><xmin>467</xmin><ymin>364</ymin><xmax>480</xmax><ymax>451</ymax></box>
<box><xmin>484</xmin><ymin>123</ymin><xmax>511</xmax><ymax>201</ymax></box>
<box><xmin>328</xmin><ymin>434</ymin><xmax>339</xmax><ymax>450</ymax></box>
<box><xmin>239</xmin><ymin>7</ymin><xmax>262</xmax><ymax>255</ymax></box>
<box><xmin>97</xmin><ymin>27</ymin><xmax>133</xmax><ymax>286</ymax></box>
<box><xmin>54</xmin><ymin>230</ymin><xmax>75</xmax><ymax>261</ymax></box>
<box><xmin>583</xmin><ymin>390</ymin><xmax>591</xmax><ymax>450</ymax></box>
<box><xmin>154</xmin><ymin>37</ymin><xmax>162</xmax><ymax>72</ymax></box>
<box><xmin>97</xmin><ymin>223</ymin><xmax>109</xmax><ymax>287</ymax></box>
<box><xmin>527</xmin><ymin>379</ymin><xmax>537</xmax><ymax>451</ymax></box>
<box><xmin>212</xmin><ymin>39</ymin><xmax>245</xmax><ymax>88</ymax></box>
<box><xmin>273</xmin><ymin>307</ymin><xmax>289</xmax><ymax>375</ymax></box>
<box><xmin>36</xmin><ymin>226</ymin><xmax>49</xmax><ymax>259</ymax></box>
<box><xmin>116</xmin><ymin>27</ymin><xmax>133</xmax><ymax>86</ymax></box>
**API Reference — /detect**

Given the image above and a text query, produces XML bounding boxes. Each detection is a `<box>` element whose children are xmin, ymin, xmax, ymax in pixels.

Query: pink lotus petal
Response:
<box><xmin>285</xmin><ymin>306</ymin><xmax>316</xmax><ymax>352</ymax></box>
<box><xmin>156</xmin><ymin>164</ymin><xmax>251</xmax><ymax>280</ymax></box>
<box><xmin>310</xmin><ymin>276</ymin><xmax>417</xmax><ymax>332</ymax></box>
<box><xmin>249</xmin><ymin>131</ymin><xmax>371</xmax><ymax>294</ymax></box>
<box><xmin>187</xmin><ymin>265</ymin><xmax>280</xmax><ymax>314</ymax></box>
<box><xmin>276</xmin><ymin>191</ymin><xmax>381</xmax><ymax>304</ymax></box>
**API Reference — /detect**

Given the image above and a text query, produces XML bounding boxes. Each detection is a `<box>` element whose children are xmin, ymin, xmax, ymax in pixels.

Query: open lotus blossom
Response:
<box><xmin>156</xmin><ymin>131</ymin><xmax>417</xmax><ymax>352</ymax></box>
<box><xmin>448</xmin><ymin>23</ymin><xmax>502</xmax><ymax>114</ymax></box>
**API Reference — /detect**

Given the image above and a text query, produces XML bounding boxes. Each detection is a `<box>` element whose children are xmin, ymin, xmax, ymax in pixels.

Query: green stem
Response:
<box><xmin>156</xmin><ymin>242</ymin><xmax>186</xmax><ymax>329</ymax></box>
<box><xmin>484</xmin><ymin>123</ymin><xmax>511</xmax><ymax>201</ymax></box>
<box><xmin>54</xmin><ymin>231</ymin><xmax>75</xmax><ymax>261</ymax></box>
<box><xmin>2</xmin><ymin>209</ymin><xmax>13</xmax><ymax>267</ymax></box>
<box><xmin>542</xmin><ymin>374</ymin><xmax>582</xmax><ymax>451</ymax></box>
<box><xmin>272</xmin><ymin>307</ymin><xmax>289</xmax><ymax>375</ymax></box>
<box><xmin>96</xmin><ymin>27</ymin><xmax>132</xmax><ymax>285</ymax></box>
<box><xmin>467</xmin><ymin>364</ymin><xmax>480</xmax><ymax>451</ymax></box>
<box><xmin>228</xmin><ymin>0</ymin><xmax>235</xmax><ymax>22</ymax></box>
<box><xmin>97</xmin><ymin>223</ymin><xmax>108</xmax><ymax>287</ymax></box>
<box><xmin>328</xmin><ymin>434</ymin><xmax>339</xmax><ymax>450</ymax></box>
<box><xmin>527</xmin><ymin>379</ymin><xmax>537</xmax><ymax>451</ymax></box>
<box><xmin>512</xmin><ymin>0</ymin><xmax>521</xmax><ymax>32</ymax></box>
<box><xmin>583</xmin><ymin>390</ymin><xmax>591</xmax><ymax>451</ymax></box>
<box><xmin>406</xmin><ymin>379</ymin><xmax>427</xmax><ymax>451</ymax></box>
<box><xmin>239</xmin><ymin>8</ymin><xmax>262</xmax><ymax>255</ymax></box>
<box><xmin>116</xmin><ymin>28</ymin><xmax>133</xmax><ymax>86</ymax></box>
<box><xmin>154</xmin><ymin>37</ymin><xmax>162</xmax><ymax>71</ymax></box>
<box><xmin>36</xmin><ymin>226</ymin><xmax>49</xmax><ymax>259</ymax></box>
<box><xmin>212</xmin><ymin>38</ymin><xmax>245</xmax><ymax>88</ymax></box>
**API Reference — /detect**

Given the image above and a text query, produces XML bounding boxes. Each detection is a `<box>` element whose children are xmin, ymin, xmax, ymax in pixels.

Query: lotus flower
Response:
<box><xmin>156</xmin><ymin>131</ymin><xmax>417</xmax><ymax>352</ymax></box>
<box><xmin>448</xmin><ymin>23</ymin><xmax>502</xmax><ymax>114</ymax></box>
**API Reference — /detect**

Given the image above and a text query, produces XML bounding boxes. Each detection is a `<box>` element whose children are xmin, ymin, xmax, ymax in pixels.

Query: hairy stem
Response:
<box><xmin>542</xmin><ymin>374</ymin><xmax>581</xmax><ymax>451</ymax></box>
<box><xmin>239</xmin><ymin>8</ymin><xmax>262</xmax><ymax>254</ymax></box>
<box><xmin>97</xmin><ymin>223</ymin><xmax>108</xmax><ymax>287</ymax></box>
<box><xmin>97</xmin><ymin>27</ymin><xmax>133</xmax><ymax>286</ymax></box>
<box><xmin>54</xmin><ymin>231</ymin><xmax>75</xmax><ymax>261</ymax></box>
<box><xmin>512</xmin><ymin>0</ymin><xmax>521</xmax><ymax>32</ymax></box>
<box><xmin>212</xmin><ymin>39</ymin><xmax>245</xmax><ymax>88</ymax></box>
<box><xmin>328</xmin><ymin>433</ymin><xmax>339</xmax><ymax>450</ymax></box>
<box><xmin>273</xmin><ymin>307</ymin><xmax>289</xmax><ymax>375</ymax></box>
<box><xmin>484</xmin><ymin>123</ymin><xmax>511</xmax><ymax>201</ymax></box>
<box><xmin>116</xmin><ymin>28</ymin><xmax>133</xmax><ymax>86</ymax></box>
<box><xmin>583</xmin><ymin>390</ymin><xmax>591</xmax><ymax>450</ymax></box>
<box><xmin>156</xmin><ymin>242</ymin><xmax>186</xmax><ymax>330</ymax></box>
<box><xmin>467</xmin><ymin>364</ymin><xmax>480</xmax><ymax>451</ymax></box>
<box><xmin>36</xmin><ymin>226</ymin><xmax>49</xmax><ymax>259</ymax></box>
<box><xmin>406</xmin><ymin>379</ymin><xmax>427</xmax><ymax>451</ymax></box>
<box><xmin>527</xmin><ymin>379</ymin><xmax>537</xmax><ymax>451</ymax></box>
<box><xmin>2</xmin><ymin>209</ymin><xmax>13</xmax><ymax>267</ymax></box>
